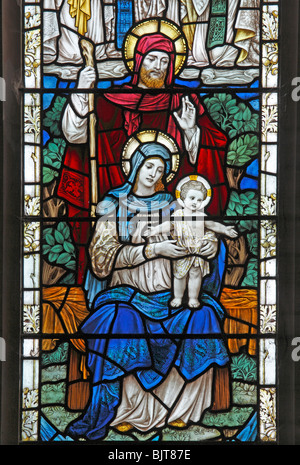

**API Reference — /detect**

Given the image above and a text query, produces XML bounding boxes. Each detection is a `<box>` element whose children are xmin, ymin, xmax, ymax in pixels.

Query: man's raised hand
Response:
<box><xmin>173</xmin><ymin>96</ymin><xmax>197</xmax><ymax>131</ymax></box>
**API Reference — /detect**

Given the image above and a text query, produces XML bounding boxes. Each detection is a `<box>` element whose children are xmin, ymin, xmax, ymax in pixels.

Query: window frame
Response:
<box><xmin>1</xmin><ymin>0</ymin><xmax>300</xmax><ymax>446</ymax></box>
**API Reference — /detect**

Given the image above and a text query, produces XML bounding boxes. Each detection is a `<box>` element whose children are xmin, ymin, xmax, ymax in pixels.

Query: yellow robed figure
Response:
<box><xmin>68</xmin><ymin>0</ymin><xmax>91</xmax><ymax>36</ymax></box>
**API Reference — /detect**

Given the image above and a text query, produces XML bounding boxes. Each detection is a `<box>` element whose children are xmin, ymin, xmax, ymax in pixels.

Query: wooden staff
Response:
<box><xmin>80</xmin><ymin>39</ymin><xmax>98</xmax><ymax>219</ymax></box>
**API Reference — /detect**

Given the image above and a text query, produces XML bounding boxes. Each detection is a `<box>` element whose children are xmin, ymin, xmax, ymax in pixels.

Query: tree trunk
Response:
<box><xmin>42</xmin><ymin>260</ymin><xmax>66</xmax><ymax>285</ymax></box>
<box><xmin>224</xmin><ymin>236</ymin><xmax>248</xmax><ymax>287</ymax></box>
<box><xmin>42</xmin><ymin>181</ymin><xmax>68</xmax><ymax>285</ymax></box>
<box><xmin>226</xmin><ymin>167</ymin><xmax>244</xmax><ymax>190</ymax></box>
<box><xmin>43</xmin><ymin>181</ymin><xmax>66</xmax><ymax>218</ymax></box>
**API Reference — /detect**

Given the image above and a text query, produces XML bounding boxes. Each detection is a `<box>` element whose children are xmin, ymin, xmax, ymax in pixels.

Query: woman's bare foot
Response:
<box><xmin>188</xmin><ymin>298</ymin><xmax>200</xmax><ymax>308</ymax></box>
<box><xmin>170</xmin><ymin>298</ymin><xmax>182</xmax><ymax>308</ymax></box>
<box><xmin>114</xmin><ymin>422</ymin><xmax>133</xmax><ymax>432</ymax></box>
<box><xmin>169</xmin><ymin>419</ymin><xmax>187</xmax><ymax>428</ymax></box>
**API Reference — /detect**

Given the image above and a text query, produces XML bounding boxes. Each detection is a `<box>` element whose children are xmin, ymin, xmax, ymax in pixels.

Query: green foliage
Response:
<box><xmin>231</xmin><ymin>353</ymin><xmax>257</xmax><ymax>382</ymax></box>
<box><xmin>232</xmin><ymin>381</ymin><xmax>257</xmax><ymax>405</ymax></box>
<box><xmin>225</xmin><ymin>190</ymin><xmax>258</xmax><ymax>287</ymax></box>
<box><xmin>204</xmin><ymin>94</ymin><xmax>259</xmax><ymax>138</ymax></box>
<box><xmin>205</xmin><ymin>94</ymin><xmax>260</xmax><ymax>292</ymax></box>
<box><xmin>227</xmin><ymin>133</ymin><xmax>259</xmax><ymax>167</ymax></box>
<box><xmin>225</xmin><ymin>190</ymin><xmax>258</xmax><ymax>233</ymax></box>
<box><xmin>41</xmin><ymin>381</ymin><xmax>66</xmax><ymax>405</ymax></box>
<box><xmin>41</xmin><ymin>365</ymin><xmax>67</xmax><ymax>383</ymax></box>
<box><xmin>43</xmin><ymin>96</ymin><xmax>67</xmax><ymax>137</ymax></box>
<box><xmin>202</xmin><ymin>406</ymin><xmax>254</xmax><ymax>428</ymax></box>
<box><xmin>41</xmin><ymin>342</ymin><xmax>69</xmax><ymax>366</ymax></box>
<box><xmin>43</xmin><ymin>95</ymin><xmax>67</xmax><ymax>185</ymax></box>
<box><xmin>43</xmin><ymin>137</ymin><xmax>66</xmax><ymax>184</ymax></box>
<box><xmin>43</xmin><ymin>166</ymin><xmax>60</xmax><ymax>185</ymax></box>
<box><xmin>225</xmin><ymin>191</ymin><xmax>258</xmax><ymax>287</ymax></box>
<box><xmin>241</xmin><ymin>258</ymin><xmax>258</xmax><ymax>288</ymax></box>
<box><xmin>43</xmin><ymin>222</ymin><xmax>76</xmax><ymax>271</ymax></box>
<box><xmin>247</xmin><ymin>232</ymin><xmax>258</xmax><ymax>257</ymax></box>
<box><xmin>204</xmin><ymin>94</ymin><xmax>259</xmax><ymax>171</ymax></box>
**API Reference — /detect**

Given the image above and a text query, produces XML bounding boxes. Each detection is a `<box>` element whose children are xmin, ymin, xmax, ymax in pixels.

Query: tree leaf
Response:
<box><xmin>48</xmin><ymin>142</ymin><xmax>59</xmax><ymax>153</ymax></box>
<box><xmin>236</xmin><ymin>203</ymin><xmax>244</xmax><ymax>215</ymax></box>
<box><xmin>247</xmin><ymin>191</ymin><xmax>256</xmax><ymax>200</ymax></box>
<box><xmin>66</xmin><ymin>260</ymin><xmax>76</xmax><ymax>270</ymax></box>
<box><xmin>233</xmin><ymin>120</ymin><xmax>243</xmax><ymax>131</ymax></box>
<box><xmin>54</xmin><ymin>230</ymin><xmax>65</xmax><ymax>244</ymax></box>
<box><xmin>56</xmin><ymin>253</ymin><xmax>72</xmax><ymax>265</ymax></box>
<box><xmin>57</xmin><ymin>222</ymin><xmax>66</xmax><ymax>233</ymax></box>
<box><xmin>218</xmin><ymin>93</ymin><xmax>227</xmax><ymax>102</ymax></box>
<box><xmin>229</xmin><ymin>129</ymin><xmax>237</xmax><ymax>138</ymax></box>
<box><xmin>243</xmin><ymin>107</ymin><xmax>252</xmax><ymax>121</ymax></box>
<box><xmin>210</xmin><ymin>103</ymin><xmax>222</xmax><ymax>113</ymax></box>
<box><xmin>227</xmin><ymin>133</ymin><xmax>259</xmax><ymax>167</ymax></box>
<box><xmin>228</xmin><ymin>106</ymin><xmax>239</xmax><ymax>115</ymax></box>
<box><xmin>234</xmin><ymin>111</ymin><xmax>243</xmax><ymax>121</ymax></box>
<box><xmin>59</xmin><ymin>272</ymin><xmax>76</xmax><ymax>285</ymax></box>
<box><xmin>42</xmin><ymin>244</ymin><xmax>51</xmax><ymax>254</ymax></box>
<box><xmin>237</xmin><ymin>144</ymin><xmax>247</xmax><ymax>155</ymax></box>
<box><xmin>43</xmin><ymin>227</ymin><xmax>53</xmax><ymax>235</ymax></box>
<box><xmin>44</xmin><ymin>233</ymin><xmax>55</xmax><ymax>246</ymax></box>
<box><xmin>43</xmin><ymin>166</ymin><xmax>58</xmax><ymax>184</ymax></box>
<box><xmin>63</xmin><ymin>241</ymin><xmax>75</xmax><ymax>254</ymax></box>
<box><xmin>230</xmin><ymin>191</ymin><xmax>240</xmax><ymax>203</ymax></box>
<box><xmin>247</xmin><ymin>232</ymin><xmax>258</xmax><ymax>256</ymax></box>
<box><xmin>240</xmin><ymin>193</ymin><xmax>250</xmax><ymax>205</ymax></box>
<box><xmin>48</xmin><ymin>252</ymin><xmax>59</xmax><ymax>263</ymax></box>
<box><xmin>51</xmin><ymin>244</ymin><xmax>64</xmax><ymax>254</ymax></box>
<box><xmin>226</xmin><ymin>98</ymin><xmax>236</xmax><ymax>108</ymax></box>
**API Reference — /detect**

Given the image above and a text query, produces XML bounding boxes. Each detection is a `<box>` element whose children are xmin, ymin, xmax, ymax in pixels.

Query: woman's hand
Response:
<box><xmin>143</xmin><ymin>225</ymin><xmax>158</xmax><ymax>238</ymax></box>
<box><xmin>199</xmin><ymin>240</ymin><xmax>218</xmax><ymax>259</ymax></box>
<box><xmin>155</xmin><ymin>240</ymin><xmax>186</xmax><ymax>258</ymax></box>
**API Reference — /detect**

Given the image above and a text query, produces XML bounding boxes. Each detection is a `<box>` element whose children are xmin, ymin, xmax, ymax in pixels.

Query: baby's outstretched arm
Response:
<box><xmin>205</xmin><ymin>220</ymin><xmax>238</xmax><ymax>238</ymax></box>
<box><xmin>144</xmin><ymin>221</ymin><xmax>172</xmax><ymax>238</ymax></box>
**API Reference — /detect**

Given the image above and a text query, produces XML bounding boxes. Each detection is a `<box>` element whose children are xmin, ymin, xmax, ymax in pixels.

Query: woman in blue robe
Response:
<box><xmin>67</xmin><ymin>141</ymin><xmax>230</xmax><ymax>440</ymax></box>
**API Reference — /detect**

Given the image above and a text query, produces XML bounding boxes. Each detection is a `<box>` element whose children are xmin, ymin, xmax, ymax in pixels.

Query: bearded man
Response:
<box><xmin>58</xmin><ymin>22</ymin><xmax>229</xmax><ymax>285</ymax></box>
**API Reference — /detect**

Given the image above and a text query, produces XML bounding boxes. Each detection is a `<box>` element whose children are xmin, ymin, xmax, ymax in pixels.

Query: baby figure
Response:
<box><xmin>145</xmin><ymin>177</ymin><xmax>238</xmax><ymax>308</ymax></box>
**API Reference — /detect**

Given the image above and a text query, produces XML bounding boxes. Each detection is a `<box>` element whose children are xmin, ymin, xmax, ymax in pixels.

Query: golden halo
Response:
<box><xmin>122</xmin><ymin>130</ymin><xmax>180</xmax><ymax>184</ymax></box>
<box><xmin>175</xmin><ymin>175</ymin><xmax>212</xmax><ymax>208</ymax></box>
<box><xmin>123</xmin><ymin>19</ymin><xmax>187</xmax><ymax>76</ymax></box>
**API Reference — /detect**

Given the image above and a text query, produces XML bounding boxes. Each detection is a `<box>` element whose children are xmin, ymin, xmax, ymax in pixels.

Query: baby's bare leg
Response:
<box><xmin>188</xmin><ymin>266</ymin><xmax>203</xmax><ymax>308</ymax></box>
<box><xmin>171</xmin><ymin>275</ymin><xmax>187</xmax><ymax>307</ymax></box>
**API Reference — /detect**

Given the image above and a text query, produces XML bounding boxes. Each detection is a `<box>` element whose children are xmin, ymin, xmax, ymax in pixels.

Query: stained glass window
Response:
<box><xmin>10</xmin><ymin>0</ymin><xmax>284</xmax><ymax>446</ymax></box>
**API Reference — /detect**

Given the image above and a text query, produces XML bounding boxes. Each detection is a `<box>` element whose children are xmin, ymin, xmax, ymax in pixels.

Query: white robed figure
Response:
<box><xmin>43</xmin><ymin>0</ymin><xmax>120</xmax><ymax>64</ymax></box>
<box><xmin>166</xmin><ymin>0</ymin><xmax>260</xmax><ymax>67</ymax></box>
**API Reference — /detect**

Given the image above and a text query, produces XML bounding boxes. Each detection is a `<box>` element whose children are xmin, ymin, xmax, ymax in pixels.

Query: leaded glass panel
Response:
<box><xmin>19</xmin><ymin>0</ymin><xmax>280</xmax><ymax>446</ymax></box>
